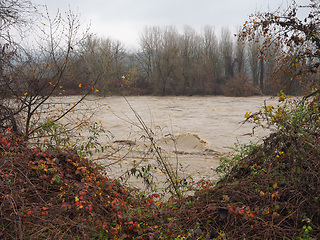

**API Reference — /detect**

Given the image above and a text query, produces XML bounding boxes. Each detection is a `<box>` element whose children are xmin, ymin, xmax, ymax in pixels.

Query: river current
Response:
<box><xmin>52</xmin><ymin>95</ymin><xmax>280</xmax><ymax>189</ymax></box>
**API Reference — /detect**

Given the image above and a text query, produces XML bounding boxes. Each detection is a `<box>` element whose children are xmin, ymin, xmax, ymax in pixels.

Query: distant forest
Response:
<box><xmin>55</xmin><ymin>25</ymin><xmax>317</xmax><ymax>97</ymax></box>
<box><xmin>1</xmin><ymin>2</ymin><xmax>318</xmax><ymax>98</ymax></box>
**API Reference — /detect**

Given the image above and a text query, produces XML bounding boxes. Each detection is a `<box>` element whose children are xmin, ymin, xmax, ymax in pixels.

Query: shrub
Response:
<box><xmin>223</xmin><ymin>74</ymin><xmax>262</xmax><ymax>97</ymax></box>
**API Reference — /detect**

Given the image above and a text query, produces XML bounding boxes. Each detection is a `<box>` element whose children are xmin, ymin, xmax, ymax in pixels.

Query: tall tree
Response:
<box><xmin>77</xmin><ymin>36</ymin><xmax>126</xmax><ymax>95</ymax></box>
<box><xmin>201</xmin><ymin>26</ymin><xmax>222</xmax><ymax>91</ymax></box>
<box><xmin>179</xmin><ymin>25</ymin><xmax>202</xmax><ymax>94</ymax></box>
<box><xmin>234</xmin><ymin>28</ymin><xmax>246</xmax><ymax>75</ymax></box>
<box><xmin>239</xmin><ymin>0</ymin><xmax>320</xmax><ymax>93</ymax></box>
<box><xmin>137</xmin><ymin>26</ymin><xmax>161</xmax><ymax>85</ymax></box>
<box><xmin>220</xmin><ymin>28</ymin><xmax>234</xmax><ymax>78</ymax></box>
<box><xmin>154</xmin><ymin>26</ymin><xmax>180</xmax><ymax>95</ymax></box>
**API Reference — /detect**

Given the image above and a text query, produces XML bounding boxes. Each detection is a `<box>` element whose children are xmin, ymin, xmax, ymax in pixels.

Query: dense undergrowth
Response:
<box><xmin>0</xmin><ymin>91</ymin><xmax>320</xmax><ymax>239</ymax></box>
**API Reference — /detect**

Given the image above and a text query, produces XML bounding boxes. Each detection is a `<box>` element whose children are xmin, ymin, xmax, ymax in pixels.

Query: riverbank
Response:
<box><xmin>1</xmin><ymin>93</ymin><xmax>319</xmax><ymax>239</ymax></box>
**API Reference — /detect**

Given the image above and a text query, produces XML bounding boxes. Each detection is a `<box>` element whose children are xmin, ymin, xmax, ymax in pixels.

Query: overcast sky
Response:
<box><xmin>31</xmin><ymin>0</ymin><xmax>311</xmax><ymax>50</ymax></box>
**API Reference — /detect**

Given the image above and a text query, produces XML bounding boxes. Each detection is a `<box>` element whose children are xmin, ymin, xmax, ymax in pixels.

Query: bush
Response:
<box><xmin>175</xmin><ymin>91</ymin><xmax>320</xmax><ymax>239</ymax></box>
<box><xmin>1</xmin><ymin>91</ymin><xmax>319</xmax><ymax>239</ymax></box>
<box><xmin>0</xmin><ymin>130</ymin><xmax>161</xmax><ymax>239</ymax></box>
<box><xmin>223</xmin><ymin>74</ymin><xmax>262</xmax><ymax>97</ymax></box>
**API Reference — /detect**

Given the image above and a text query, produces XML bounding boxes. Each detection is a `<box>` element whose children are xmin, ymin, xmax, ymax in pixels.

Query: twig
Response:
<box><xmin>276</xmin><ymin>209</ymin><xmax>298</xmax><ymax>227</ymax></box>
<box><xmin>15</xmin><ymin>167</ymin><xmax>48</xmax><ymax>205</ymax></box>
<box><xmin>123</xmin><ymin>96</ymin><xmax>182</xmax><ymax>200</ymax></box>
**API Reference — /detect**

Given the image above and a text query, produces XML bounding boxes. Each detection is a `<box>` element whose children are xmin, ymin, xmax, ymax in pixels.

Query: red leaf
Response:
<box><xmin>238</xmin><ymin>209</ymin><xmax>245</xmax><ymax>215</ymax></box>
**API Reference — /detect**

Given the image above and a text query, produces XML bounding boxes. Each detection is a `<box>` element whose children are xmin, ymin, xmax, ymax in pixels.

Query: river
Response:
<box><xmin>51</xmin><ymin>95</ymin><xmax>280</xmax><ymax>190</ymax></box>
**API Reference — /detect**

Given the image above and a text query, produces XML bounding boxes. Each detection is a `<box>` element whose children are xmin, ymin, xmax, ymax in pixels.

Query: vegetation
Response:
<box><xmin>0</xmin><ymin>0</ymin><xmax>99</xmax><ymax>139</ymax></box>
<box><xmin>238</xmin><ymin>0</ymin><xmax>320</xmax><ymax>94</ymax></box>
<box><xmin>0</xmin><ymin>0</ymin><xmax>320</xmax><ymax>239</ymax></box>
<box><xmin>1</xmin><ymin>1</ymin><xmax>320</xmax><ymax>139</ymax></box>
<box><xmin>1</xmin><ymin>92</ymin><xmax>320</xmax><ymax>239</ymax></box>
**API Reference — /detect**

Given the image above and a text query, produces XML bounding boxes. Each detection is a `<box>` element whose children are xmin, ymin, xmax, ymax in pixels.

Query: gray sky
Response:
<box><xmin>32</xmin><ymin>0</ymin><xmax>311</xmax><ymax>50</ymax></box>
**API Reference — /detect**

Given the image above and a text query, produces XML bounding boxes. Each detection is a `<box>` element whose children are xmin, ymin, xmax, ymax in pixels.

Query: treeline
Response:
<box><xmin>70</xmin><ymin>26</ymin><xmax>264</xmax><ymax>96</ymax></box>
<box><xmin>62</xmin><ymin>25</ymin><xmax>314</xmax><ymax>96</ymax></box>
<box><xmin>1</xmin><ymin>0</ymin><xmax>319</xmax><ymax>136</ymax></box>
<box><xmin>0</xmin><ymin>5</ymin><xmax>316</xmax><ymax>98</ymax></box>
<box><xmin>137</xmin><ymin>26</ymin><xmax>250</xmax><ymax>96</ymax></box>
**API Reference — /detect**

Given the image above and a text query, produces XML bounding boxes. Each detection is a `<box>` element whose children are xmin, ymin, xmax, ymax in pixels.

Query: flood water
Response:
<box><xmin>53</xmin><ymin>95</ymin><xmax>280</xmax><ymax>189</ymax></box>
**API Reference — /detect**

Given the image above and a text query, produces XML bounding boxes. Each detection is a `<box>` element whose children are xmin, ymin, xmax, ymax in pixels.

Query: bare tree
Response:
<box><xmin>0</xmin><ymin>4</ymin><xmax>93</xmax><ymax>138</ymax></box>
<box><xmin>154</xmin><ymin>26</ymin><xmax>180</xmax><ymax>95</ymax></box>
<box><xmin>239</xmin><ymin>0</ymin><xmax>320</xmax><ymax>93</ymax></box>
<box><xmin>0</xmin><ymin>0</ymin><xmax>37</xmax><ymax>133</ymax></box>
<box><xmin>234</xmin><ymin>28</ymin><xmax>246</xmax><ymax>75</ymax></box>
<box><xmin>220</xmin><ymin>28</ymin><xmax>234</xmax><ymax>78</ymax></box>
<box><xmin>202</xmin><ymin>25</ymin><xmax>222</xmax><ymax>79</ymax></box>
<box><xmin>246</xmin><ymin>36</ymin><xmax>260</xmax><ymax>86</ymax></box>
<box><xmin>178</xmin><ymin>25</ymin><xmax>204</xmax><ymax>94</ymax></box>
<box><xmin>138</xmin><ymin>26</ymin><xmax>181</xmax><ymax>95</ymax></box>
<box><xmin>73</xmin><ymin>35</ymin><xmax>126</xmax><ymax>96</ymax></box>
<box><xmin>137</xmin><ymin>26</ymin><xmax>162</xmax><ymax>85</ymax></box>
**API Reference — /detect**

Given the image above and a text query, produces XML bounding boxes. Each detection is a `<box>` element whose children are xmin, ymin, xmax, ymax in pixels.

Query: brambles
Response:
<box><xmin>1</xmin><ymin>89</ymin><xmax>320</xmax><ymax>239</ymax></box>
<box><xmin>165</xmin><ymin>92</ymin><xmax>319</xmax><ymax>239</ymax></box>
<box><xmin>214</xmin><ymin>141</ymin><xmax>260</xmax><ymax>180</ymax></box>
<box><xmin>29</xmin><ymin>118</ymin><xmax>105</xmax><ymax>158</ymax></box>
<box><xmin>0</xmin><ymin>130</ymin><xmax>164</xmax><ymax>239</ymax></box>
<box><xmin>243</xmin><ymin>89</ymin><xmax>320</xmax><ymax>134</ymax></box>
<box><xmin>1</xmin><ymin>0</ymin><xmax>320</xmax><ymax>238</ymax></box>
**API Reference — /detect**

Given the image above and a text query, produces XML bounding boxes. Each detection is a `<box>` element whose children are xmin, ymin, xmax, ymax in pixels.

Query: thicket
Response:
<box><xmin>1</xmin><ymin>91</ymin><xmax>319</xmax><ymax>239</ymax></box>
<box><xmin>1</xmin><ymin>0</ymin><xmax>320</xmax><ymax>239</ymax></box>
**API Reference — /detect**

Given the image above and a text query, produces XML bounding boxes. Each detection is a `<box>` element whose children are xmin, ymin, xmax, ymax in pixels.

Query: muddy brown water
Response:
<box><xmin>49</xmin><ymin>95</ymin><xmax>281</xmax><ymax>191</ymax></box>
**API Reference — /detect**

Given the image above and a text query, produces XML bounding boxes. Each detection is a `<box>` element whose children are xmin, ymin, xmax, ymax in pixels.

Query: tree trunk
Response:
<box><xmin>259</xmin><ymin>57</ymin><xmax>264</xmax><ymax>92</ymax></box>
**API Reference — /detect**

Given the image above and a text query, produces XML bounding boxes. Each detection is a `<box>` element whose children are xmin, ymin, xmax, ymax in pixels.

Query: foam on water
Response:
<box><xmin>46</xmin><ymin>95</ymin><xmax>280</xmax><ymax>188</ymax></box>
